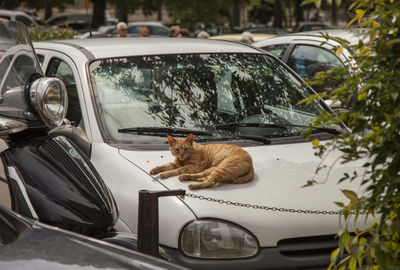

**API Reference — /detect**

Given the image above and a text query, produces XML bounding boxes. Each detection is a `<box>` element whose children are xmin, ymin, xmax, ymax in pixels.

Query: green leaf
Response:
<box><xmin>342</xmin><ymin>189</ymin><xmax>359</xmax><ymax>202</ymax></box>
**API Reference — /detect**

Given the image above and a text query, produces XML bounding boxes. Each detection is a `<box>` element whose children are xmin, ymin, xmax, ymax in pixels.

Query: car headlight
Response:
<box><xmin>180</xmin><ymin>219</ymin><xmax>259</xmax><ymax>259</ymax></box>
<box><xmin>29</xmin><ymin>77</ymin><xmax>68</xmax><ymax>128</ymax></box>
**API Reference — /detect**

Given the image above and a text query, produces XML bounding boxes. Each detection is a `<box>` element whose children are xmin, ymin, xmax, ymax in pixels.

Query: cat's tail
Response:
<box><xmin>234</xmin><ymin>166</ymin><xmax>254</xmax><ymax>184</ymax></box>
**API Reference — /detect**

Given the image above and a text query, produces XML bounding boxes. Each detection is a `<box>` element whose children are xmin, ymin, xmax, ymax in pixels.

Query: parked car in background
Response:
<box><xmin>104</xmin><ymin>21</ymin><xmax>169</xmax><ymax>37</ymax></box>
<box><xmin>16</xmin><ymin>8</ymin><xmax>47</xmax><ymax>26</ymax></box>
<box><xmin>293</xmin><ymin>21</ymin><xmax>331</xmax><ymax>32</ymax></box>
<box><xmin>34</xmin><ymin>37</ymin><xmax>371</xmax><ymax>270</ymax></box>
<box><xmin>245</xmin><ymin>27</ymin><xmax>289</xmax><ymax>36</ymax></box>
<box><xmin>45</xmin><ymin>12</ymin><xmax>117</xmax><ymax>33</ymax></box>
<box><xmin>0</xmin><ymin>205</ymin><xmax>187</xmax><ymax>270</ymax></box>
<box><xmin>209</xmin><ymin>33</ymin><xmax>276</xmax><ymax>43</ymax></box>
<box><xmin>253</xmin><ymin>29</ymin><xmax>366</xmax><ymax>94</ymax></box>
<box><xmin>193</xmin><ymin>25</ymin><xmax>243</xmax><ymax>37</ymax></box>
<box><xmin>0</xmin><ymin>9</ymin><xmax>41</xmax><ymax>28</ymax></box>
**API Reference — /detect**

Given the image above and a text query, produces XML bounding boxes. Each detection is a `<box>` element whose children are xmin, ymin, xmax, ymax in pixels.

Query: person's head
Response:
<box><xmin>140</xmin><ymin>27</ymin><xmax>150</xmax><ymax>37</ymax></box>
<box><xmin>117</xmin><ymin>22</ymin><xmax>128</xmax><ymax>37</ymax></box>
<box><xmin>240</xmin><ymin>31</ymin><xmax>254</xmax><ymax>44</ymax></box>
<box><xmin>196</xmin><ymin>31</ymin><xmax>210</xmax><ymax>39</ymax></box>
<box><xmin>169</xmin><ymin>25</ymin><xmax>181</xmax><ymax>37</ymax></box>
<box><xmin>178</xmin><ymin>28</ymin><xmax>191</xmax><ymax>38</ymax></box>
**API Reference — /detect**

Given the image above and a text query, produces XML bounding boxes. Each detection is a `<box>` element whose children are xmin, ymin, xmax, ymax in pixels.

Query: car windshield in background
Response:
<box><xmin>89</xmin><ymin>53</ymin><xmax>326</xmax><ymax>144</ymax></box>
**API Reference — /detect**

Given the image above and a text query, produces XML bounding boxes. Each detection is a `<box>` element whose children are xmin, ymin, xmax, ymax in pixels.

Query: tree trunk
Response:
<box><xmin>295</xmin><ymin>0</ymin><xmax>304</xmax><ymax>27</ymax></box>
<box><xmin>115</xmin><ymin>6</ymin><xmax>128</xmax><ymax>22</ymax></box>
<box><xmin>331</xmin><ymin>0</ymin><xmax>338</xmax><ymax>26</ymax></box>
<box><xmin>232</xmin><ymin>0</ymin><xmax>241</xmax><ymax>27</ymax></box>
<box><xmin>44</xmin><ymin>2</ymin><xmax>52</xmax><ymax>20</ymax></box>
<box><xmin>92</xmin><ymin>0</ymin><xmax>106</xmax><ymax>27</ymax></box>
<box><xmin>157</xmin><ymin>1</ymin><xmax>162</xmax><ymax>21</ymax></box>
<box><xmin>273</xmin><ymin>0</ymin><xmax>283</xmax><ymax>28</ymax></box>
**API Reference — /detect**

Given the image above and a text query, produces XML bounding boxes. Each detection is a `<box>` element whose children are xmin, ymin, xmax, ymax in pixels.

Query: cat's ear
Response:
<box><xmin>186</xmin><ymin>133</ymin><xmax>194</xmax><ymax>144</ymax></box>
<box><xmin>167</xmin><ymin>135</ymin><xmax>175</xmax><ymax>146</ymax></box>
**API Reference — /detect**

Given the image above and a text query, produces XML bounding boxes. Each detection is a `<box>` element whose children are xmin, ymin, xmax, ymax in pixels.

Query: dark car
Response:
<box><xmin>0</xmin><ymin>205</ymin><xmax>188</xmax><ymax>270</ymax></box>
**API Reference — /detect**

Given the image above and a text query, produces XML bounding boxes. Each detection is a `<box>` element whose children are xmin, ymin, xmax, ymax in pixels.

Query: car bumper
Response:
<box><xmin>163</xmin><ymin>246</ymin><xmax>331</xmax><ymax>270</ymax></box>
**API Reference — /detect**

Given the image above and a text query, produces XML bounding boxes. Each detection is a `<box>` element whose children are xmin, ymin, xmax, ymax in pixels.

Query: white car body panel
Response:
<box><xmin>119</xmin><ymin>141</ymin><xmax>367</xmax><ymax>247</ymax></box>
<box><xmin>34</xmin><ymin>38</ymin><xmax>371</xmax><ymax>265</ymax></box>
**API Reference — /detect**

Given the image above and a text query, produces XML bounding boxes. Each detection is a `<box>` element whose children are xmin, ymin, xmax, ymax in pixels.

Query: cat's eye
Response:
<box><xmin>184</xmin><ymin>148</ymin><xmax>190</xmax><ymax>151</ymax></box>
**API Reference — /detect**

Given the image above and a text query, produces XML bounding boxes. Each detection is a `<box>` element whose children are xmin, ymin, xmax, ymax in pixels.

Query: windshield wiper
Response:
<box><xmin>216</xmin><ymin>122</ymin><xmax>288</xmax><ymax>129</ymax></box>
<box><xmin>231</xmin><ymin>134</ymin><xmax>272</xmax><ymax>145</ymax></box>
<box><xmin>278</xmin><ymin>124</ymin><xmax>345</xmax><ymax>135</ymax></box>
<box><xmin>118</xmin><ymin>127</ymin><xmax>214</xmax><ymax>137</ymax></box>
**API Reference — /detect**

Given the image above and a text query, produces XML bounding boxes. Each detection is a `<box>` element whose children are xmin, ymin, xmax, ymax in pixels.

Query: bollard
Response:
<box><xmin>137</xmin><ymin>189</ymin><xmax>186</xmax><ymax>257</ymax></box>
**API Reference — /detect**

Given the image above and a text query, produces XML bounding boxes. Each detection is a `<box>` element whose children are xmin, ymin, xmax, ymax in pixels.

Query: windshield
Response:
<box><xmin>89</xmin><ymin>53</ymin><xmax>327</xmax><ymax>144</ymax></box>
<box><xmin>0</xmin><ymin>21</ymin><xmax>42</xmax><ymax>119</ymax></box>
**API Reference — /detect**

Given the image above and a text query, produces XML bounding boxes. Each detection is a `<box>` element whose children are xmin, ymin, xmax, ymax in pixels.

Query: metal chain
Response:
<box><xmin>186</xmin><ymin>193</ymin><xmax>341</xmax><ymax>215</ymax></box>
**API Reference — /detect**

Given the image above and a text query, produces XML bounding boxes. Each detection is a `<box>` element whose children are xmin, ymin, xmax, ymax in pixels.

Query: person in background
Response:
<box><xmin>240</xmin><ymin>31</ymin><xmax>254</xmax><ymax>44</ymax></box>
<box><xmin>178</xmin><ymin>28</ymin><xmax>191</xmax><ymax>38</ymax></box>
<box><xmin>140</xmin><ymin>27</ymin><xmax>150</xmax><ymax>37</ymax></box>
<box><xmin>117</xmin><ymin>22</ymin><xmax>128</xmax><ymax>37</ymax></box>
<box><xmin>169</xmin><ymin>25</ymin><xmax>181</xmax><ymax>37</ymax></box>
<box><xmin>196</xmin><ymin>31</ymin><xmax>209</xmax><ymax>39</ymax></box>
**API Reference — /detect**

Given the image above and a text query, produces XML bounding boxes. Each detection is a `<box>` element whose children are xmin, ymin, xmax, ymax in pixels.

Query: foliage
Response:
<box><xmin>247</xmin><ymin>0</ymin><xmax>274</xmax><ymax>24</ymax></box>
<box><xmin>163</xmin><ymin>0</ymin><xmax>234</xmax><ymax>30</ymax></box>
<box><xmin>304</xmin><ymin>0</ymin><xmax>400</xmax><ymax>269</ymax></box>
<box><xmin>29</xmin><ymin>27</ymin><xmax>79</xmax><ymax>41</ymax></box>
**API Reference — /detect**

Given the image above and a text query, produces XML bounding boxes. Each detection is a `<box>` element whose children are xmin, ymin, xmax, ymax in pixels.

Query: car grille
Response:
<box><xmin>277</xmin><ymin>234</ymin><xmax>338</xmax><ymax>258</ymax></box>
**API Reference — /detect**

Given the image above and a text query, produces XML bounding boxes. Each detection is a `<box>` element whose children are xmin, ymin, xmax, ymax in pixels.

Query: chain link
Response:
<box><xmin>186</xmin><ymin>193</ymin><xmax>341</xmax><ymax>215</ymax></box>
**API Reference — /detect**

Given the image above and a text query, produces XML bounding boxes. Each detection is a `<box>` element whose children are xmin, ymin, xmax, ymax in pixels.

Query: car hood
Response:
<box><xmin>119</xmin><ymin>141</ymin><xmax>370</xmax><ymax>247</ymax></box>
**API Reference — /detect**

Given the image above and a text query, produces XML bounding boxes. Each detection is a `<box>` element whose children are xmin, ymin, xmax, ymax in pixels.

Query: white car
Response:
<box><xmin>0</xmin><ymin>9</ymin><xmax>40</xmax><ymax>27</ymax></box>
<box><xmin>34</xmin><ymin>37</ymin><xmax>368</xmax><ymax>269</ymax></box>
<box><xmin>253</xmin><ymin>29</ymin><xmax>366</xmax><ymax>94</ymax></box>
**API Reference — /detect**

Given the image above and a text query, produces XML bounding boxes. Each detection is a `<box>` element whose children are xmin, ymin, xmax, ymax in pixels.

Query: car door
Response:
<box><xmin>263</xmin><ymin>41</ymin><xmax>348</xmax><ymax>93</ymax></box>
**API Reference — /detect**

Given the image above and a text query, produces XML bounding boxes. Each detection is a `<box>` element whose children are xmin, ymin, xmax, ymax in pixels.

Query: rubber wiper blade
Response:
<box><xmin>233</xmin><ymin>134</ymin><xmax>272</xmax><ymax>145</ymax></box>
<box><xmin>216</xmin><ymin>122</ymin><xmax>288</xmax><ymax>129</ymax></box>
<box><xmin>118</xmin><ymin>127</ymin><xmax>214</xmax><ymax>137</ymax></box>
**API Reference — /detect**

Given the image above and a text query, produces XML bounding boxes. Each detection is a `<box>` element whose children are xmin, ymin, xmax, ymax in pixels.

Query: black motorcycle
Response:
<box><xmin>0</xmin><ymin>21</ymin><xmax>172</xmax><ymax>261</ymax></box>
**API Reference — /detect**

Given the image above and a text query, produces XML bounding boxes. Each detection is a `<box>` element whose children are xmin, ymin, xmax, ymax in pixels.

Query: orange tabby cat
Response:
<box><xmin>149</xmin><ymin>134</ymin><xmax>254</xmax><ymax>189</ymax></box>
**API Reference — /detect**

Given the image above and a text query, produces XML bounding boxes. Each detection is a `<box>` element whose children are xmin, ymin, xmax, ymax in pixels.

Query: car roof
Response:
<box><xmin>35</xmin><ymin>37</ymin><xmax>262</xmax><ymax>59</ymax></box>
<box><xmin>209</xmin><ymin>33</ymin><xmax>276</xmax><ymax>42</ymax></box>
<box><xmin>253</xmin><ymin>28</ymin><xmax>368</xmax><ymax>47</ymax></box>
<box><xmin>128</xmin><ymin>21</ymin><xmax>166</xmax><ymax>26</ymax></box>
<box><xmin>0</xmin><ymin>9</ymin><xmax>28</xmax><ymax>16</ymax></box>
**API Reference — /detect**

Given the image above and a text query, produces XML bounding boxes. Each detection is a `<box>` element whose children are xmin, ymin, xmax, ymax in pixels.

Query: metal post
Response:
<box><xmin>137</xmin><ymin>189</ymin><xmax>185</xmax><ymax>257</ymax></box>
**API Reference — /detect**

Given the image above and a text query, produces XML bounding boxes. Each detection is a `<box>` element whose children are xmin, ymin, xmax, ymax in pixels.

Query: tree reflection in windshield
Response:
<box><xmin>90</xmin><ymin>53</ymin><xmax>325</xmax><ymax>143</ymax></box>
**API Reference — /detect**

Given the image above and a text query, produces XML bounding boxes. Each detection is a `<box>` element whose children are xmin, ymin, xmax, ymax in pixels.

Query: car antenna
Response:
<box><xmin>84</xmin><ymin>0</ymin><xmax>92</xmax><ymax>38</ymax></box>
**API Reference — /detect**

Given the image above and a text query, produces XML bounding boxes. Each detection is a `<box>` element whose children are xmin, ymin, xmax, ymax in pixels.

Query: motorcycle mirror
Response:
<box><xmin>29</xmin><ymin>77</ymin><xmax>68</xmax><ymax>129</ymax></box>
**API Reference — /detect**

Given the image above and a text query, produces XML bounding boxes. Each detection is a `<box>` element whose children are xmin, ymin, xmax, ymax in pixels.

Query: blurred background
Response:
<box><xmin>0</xmin><ymin>0</ymin><xmax>356</xmax><ymax>39</ymax></box>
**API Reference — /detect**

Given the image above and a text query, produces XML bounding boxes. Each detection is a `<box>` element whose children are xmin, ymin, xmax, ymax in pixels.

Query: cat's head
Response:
<box><xmin>168</xmin><ymin>134</ymin><xmax>195</xmax><ymax>161</ymax></box>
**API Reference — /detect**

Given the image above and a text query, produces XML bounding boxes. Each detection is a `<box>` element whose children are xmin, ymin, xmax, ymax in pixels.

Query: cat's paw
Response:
<box><xmin>150</xmin><ymin>167</ymin><xmax>161</xmax><ymax>175</ymax></box>
<box><xmin>160</xmin><ymin>172</ymin><xmax>171</xmax><ymax>179</ymax></box>
<box><xmin>188</xmin><ymin>184</ymin><xmax>198</xmax><ymax>190</ymax></box>
<box><xmin>179</xmin><ymin>174</ymin><xmax>191</xmax><ymax>181</ymax></box>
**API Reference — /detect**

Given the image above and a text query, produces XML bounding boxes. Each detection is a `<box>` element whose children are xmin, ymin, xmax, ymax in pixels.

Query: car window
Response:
<box><xmin>16</xmin><ymin>15</ymin><xmax>34</xmax><ymax>27</ymax></box>
<box><xmin>0</xmin><ymin>158</ymin><xmax>12</xmax><ymax>209</ymax></box>
<box><xmin>0</xmin><ymin>15</ymin><xmax>10</xmax><ymax>21</ymax></box>
<box><xmin>36</xmin><ymin>54</ymin><xmax>44</xmax><ymax>66</ymax></box>
<box><xmin>128</xmin><ymin>26</ymin><xmax>140</xmax><ymax>34</ymax></box>
<box><xmin>149</xmin><ymin>26</ymin><xmax>168</xmax><ymax>36</ymax></box>
<box><xmin>90</xmin><ymin>53</ymin><xmax>325</xmax><ymax>144</ymax></box>
<box><xmin>261</xmin><ymin>44</ymin><xmax>288</xmax><ymax>58</ymax></box>
<box><xmin>287</xmin><ymin>44</ymin><xmax>344</xmax><ymax>80</ymax></box>
<box><xmin>46</xmin><ymin>58</ymin><xmax>82</xmax><ymax>125</ymax></box>
<box><xmin>1</xmin><ymin>54</ymin><xmax>36</xmax><ymax>92</ymax></box>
